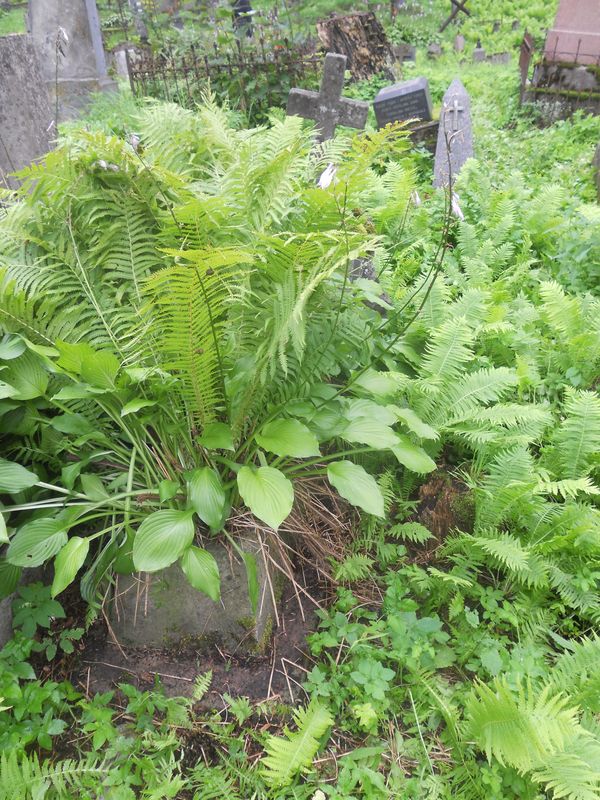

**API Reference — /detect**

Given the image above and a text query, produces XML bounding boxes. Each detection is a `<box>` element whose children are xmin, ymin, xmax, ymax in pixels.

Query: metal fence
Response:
<box><xmin>127</xmin><ymin>38</ymin><xmax>322</xmax><ymax>120</ymax></box>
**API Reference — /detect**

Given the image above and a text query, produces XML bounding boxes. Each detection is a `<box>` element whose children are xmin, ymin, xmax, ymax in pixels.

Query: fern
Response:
<box><xmin>553</xmin><ymin>389</ymin><xmax>600</xmax><ymax>479</ymax></box>
<box><xmin>261</xmin><ymin>701</ymin><xmax>333</xmax><ymax>788</ymax></box>
<box><xmin>0</xmin><ymin>751</ymin><xmax>104</xmax><ymax>800</ymax></box>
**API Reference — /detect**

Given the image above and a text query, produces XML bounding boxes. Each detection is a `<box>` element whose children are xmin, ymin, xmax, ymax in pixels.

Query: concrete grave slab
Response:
<box><xmin>0</xmin><ymin>34</ymin><xmax>53</xmax><ymax>191</ymax></box>
<box><xmin>544</xmin><ymin>0</ymin><xmax>600</xmax><ymax>65</ymax></box>
<box><xmin>109</xmin><ymin>533</ymin><xmax>282</xmax><ymax>652</ymax></box>
<box><xmin>28</xmin><ymin>0</ymin><xmax>116</xmax><ymax>120</ymax></box>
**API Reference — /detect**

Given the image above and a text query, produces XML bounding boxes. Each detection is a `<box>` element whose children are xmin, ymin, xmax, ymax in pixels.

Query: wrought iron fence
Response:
<box><xmin>127</xmin><ymin>38</ymin><xmax>322</xmax><ymax>121</ymax></box>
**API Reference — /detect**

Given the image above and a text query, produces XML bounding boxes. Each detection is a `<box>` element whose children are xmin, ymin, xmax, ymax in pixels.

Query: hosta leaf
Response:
<box><xmin>392</xmin><ymin>435</ymin><xmax>437</xmax><ymax>473</ymax></box>
<box><xmin>121</xmin><ymin>399</ymin><xmax>156</xmax><ymax>417</ymax></box>
<box><xmin>327</xmin><ymin>461</ymin><xmax>384</xmax><ymax>518</ymax></box>
<box><xmin>0</xmin><ymin>559</ymin><xmax>21</xmax><ymax>600</ymax></box>
<box><xmin>187</xmin><ymin>468</ymin><xmax>227</xmax><ymax>530</ymax></box>
<box><xmin>343</xmin><ymin>398</ymin><xmax>397</xmax><ymax>426</ymax></box>
<box><xmin>51</xmin><ymin>537</ymin><xmax>90</xmax><ymax>597</ymax></box>
<box><xmin>133</xmin><ymin>510</ymin><xmax>195</xmax><ymax>572</ymax></box>
<box><xmin>7</xmin><ymin>519</ymin><xmax>68</xmax><ymax>568</ymax></box>
<box><xmin>0</xmin><ymin>458</ymin><xmax>38</xmax><ymax>493</ymax></box>
<box><xmin>198</xmin><ymin>422</ymin><xmax>235</xmax><ymax>451</ymax></box>
<box><xmin>80</xmin><ymin>350</ymin><xmax>120</xmax><ymax>390</ymax></box>
<box><xmin>180</xmin><ymin>546</ymin><xmax>220</xmax><ymax>601</ymax></box>
<box><xmin>341</xmin><ymin>417</ymin><xmax>399</xmax><ymax>449</ymax></box>
<box><xmin>256</xmin><ymin>419</ymin><xmax>320</xmax><ymax>458</ymax></box>
<box><xmin>0</xmin><ymin>336</ymin><xmax>26</xmax><ymax>360</ymax></box>
<box><xmin>237</xmin><ymin>466</ymin><xmax>293</xmax><ymax>530</ymax></box>
<box><xmin>0</xmin><ymin>513</ymin><xmax>7</xmax><ymax>544</ymax></box>
<box><xmin>388</xmin><ymin>406</ymin><xmax>439</xmax><ymax>440</ymax></box>
<box><xmin>4</xmin><ymin>352</ymin><xmax>48</xmax><ymax>400</ymax></box>
<box><xmin>353</xmin><ymin>369</ymin><xmax>406</xmax><ymax>399</ymax></box>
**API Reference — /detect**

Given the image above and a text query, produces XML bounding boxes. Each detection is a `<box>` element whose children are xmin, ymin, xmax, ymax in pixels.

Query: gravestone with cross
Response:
<box><xmin>433</xmin><ymin>78</ymin><xmax>473</xmax><ymax>188</ymax></box>
<box><xmin>28</xmin><ymin>0</ymin><xmax>116</xmax><ymax>121</ymax></box>
<box><xmin>286</xmin><ymin>53</ymin><xmax>369</xmax><ymax>142</ymax></box>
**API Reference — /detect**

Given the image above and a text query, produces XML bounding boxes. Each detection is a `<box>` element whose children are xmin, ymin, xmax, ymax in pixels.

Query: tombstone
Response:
<box><xmin>594</xmin><ymin>143</ymin><xmax>600</xmax><ymax>200</ymax></box>
<box><xmin>0</xmin><ymin>34</ymin><xmax>53</xmax><ymax>191</ymax></box>
<box><xmin>544</xmin><ymin>0</ymin><xmax>600</xmax><ymax>65</ymax></box>
<box><xmin>427</xmin><ymin>42</ymin><xmax>442</xmax><ymax>58</ymax></box>
<box><xmin>286</xmin><ymin>53</ymin><xmax>368</xmax><ymax>142</ymax></box>
<box><xmin>492</xmin><ymin>20</ymin><xmax>501</xmax><ymax>33</ymax></box>
<box><xmin>0</xmin><ymin>597</ymin><xmax>12</xmax><ymax>649</ymax></box>
<box><xmin>454</xmin><ymin>34</ymin><xmax>465</xmax><ymax>52</ymax></box>
<box><xmin>473</xmin><ymin>39</ymin><xmax>486</xmax><ymax>62</ymax></box>
<box><xmin>109</xmin><ymin>533</ymin><xmax>280</xmax><ymax>652</ymax></box>
<box><xmin>512</xmin><ymin>20</ymin><xmax>520</xmax><ymax>31</ymax></box>
<box><xmin>373</xmin><ymin>77</ymin><xmax>433</xmax><ymax>129</ymax></box>
<box><xmin>433</xmin><ymin>78</ymin><xmax>473</xmax><ymax>189</ymax></box>
<box><xmin>128</xmin><ymin>0</ymin><xmax>149</xmax><ymax>42</ymax></box>
<box><xmin>393</xmin><ymin>42</ymin><xmax>417</xmax><ymax>62</ymax></box>
<box><xmin>28</xmin><ymin>0</ymin><xmax>116</xmax><ymax>120</ymax></box>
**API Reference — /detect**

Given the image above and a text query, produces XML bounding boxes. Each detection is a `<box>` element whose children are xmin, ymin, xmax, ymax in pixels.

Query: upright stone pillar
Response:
<box><xmin>0</xmin><ymin>34</ymin><xmax>53</xmax><ymax>190</ymax></box>
<box><xmin>28</xmin><ymin>0</ymin><xmax>116</xmax><ymax>120</ymax></box>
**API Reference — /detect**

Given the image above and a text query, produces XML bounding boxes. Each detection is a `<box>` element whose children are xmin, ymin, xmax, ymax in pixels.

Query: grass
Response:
<box><xmin>0</xmin><ymin>8</ymin><xmax>26</xmax><ymax>36</ymax></box>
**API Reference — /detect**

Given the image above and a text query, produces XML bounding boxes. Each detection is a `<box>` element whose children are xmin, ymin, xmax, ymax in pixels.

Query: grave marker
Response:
<box><xmin>28</xmin><ymin>0</ymin><xmax>116</xmax><ymax>120</ymax></box>
<box><xmin>544</xmin><ymin>0</ymin><xmax>600</xmax><ymax>65</ymax></box>
<box><xmin>373</xmin><ymin>77</ymin><xmax>433</xmax><ymax>129</ymax></box>
<box><xmin>593</xmin><ymin>142</ymin><xmax>600</xmax><ymax>200</ymax></box>
<box><xmin>0</xmin><ymin>34</ymin><xmax>53</xmax><ymax>191</ymax></box>
<box><xmin>433</xmin><ymin>78</ymin><xmax>473</xmax><ymax>188</ymax></box>
<box><xmin>286</xmin><ymin>53</ymin><xmax>368</xmax><ymax>142</ymax></box>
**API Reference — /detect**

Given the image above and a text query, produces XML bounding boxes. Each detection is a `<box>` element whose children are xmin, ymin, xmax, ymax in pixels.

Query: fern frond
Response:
<box><xmin>261</xmin><ymin>701</ymin><xmax>333</xmax><ymax>788</ymax></box>
<box><xmin>553</xmin><ymin>389</ymin><xmax>600</xmax><ymax>479</ymax></box>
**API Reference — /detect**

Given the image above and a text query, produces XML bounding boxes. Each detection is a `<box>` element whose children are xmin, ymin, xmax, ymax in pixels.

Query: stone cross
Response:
<box><xmin>433</xmin><ymin>78</ymin><xmax>473</xmax><ymax>189</ymax></box>
<box><xmin>286</xmin><ymin>53</ymin><xmax>369</xmax><ymax>142</ymax></box>
<box><xmin>0</xmin><ymin>34</ymin><xmax>53</xmax><ymax>191</ymax></box>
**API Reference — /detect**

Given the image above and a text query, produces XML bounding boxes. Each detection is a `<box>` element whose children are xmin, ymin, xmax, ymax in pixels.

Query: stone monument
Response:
<box><xmin>0</xmin><ymin>34</ymin><xmax>53</xmax><ymax>191</ymax></box>
<box><xmin>594</xmin><ymin>143</ymin><xmax>600</xmax><ymax>200</ymax></box>
<box><xmin>28</xmin><ymin>0</ymin><xmax>116</xmax><ymax>120</ymax></box>
<box><xmin>287</xmin><ymin>53</ymin><xmax>368</xmax><ymax>142</ymax></box>
<box><xmin>433</xmin><ymin>78</ymin><xmax>473</xmax><ymax>189</ymax></box>
<box><xmin>373</xmin><ymin>77</ymin><xmax>433</xmax><ymax>129</ymax></box>
<box><xmin>544</xmin><ymin>0</ymin><xmax>600</xmax><ymax>65</ymax></box>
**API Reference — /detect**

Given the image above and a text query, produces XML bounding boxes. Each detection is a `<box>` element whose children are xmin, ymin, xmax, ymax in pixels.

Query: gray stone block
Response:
<box><xmin>0</xmin><ymin>34</ymin><xmax>53</xmax><ymax>190</ymax></box>
<box><xmin>373</xmin><ymin>77</ymin><xmax>433</xmax><ymax>129</ymax></box>
<box><xmin>109</xmin><ymin>534</ymin><xmax>282</xmax><ymax>652</ymax></box>
<box><xmin>0</xmin><ymin>596</ymin><xmax>13</xmax><ymax>650</ymax></box>
<box><xmin>433</xmin><ymin>78</ymin><xmax>473</xmax><ymax>189</ymax></box>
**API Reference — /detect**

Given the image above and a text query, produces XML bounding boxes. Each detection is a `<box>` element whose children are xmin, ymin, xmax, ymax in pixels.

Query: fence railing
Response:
<box><xmin>127</xmin><ymin>38</ymin><xmax>322</xmax><ymax>121</ymax></box>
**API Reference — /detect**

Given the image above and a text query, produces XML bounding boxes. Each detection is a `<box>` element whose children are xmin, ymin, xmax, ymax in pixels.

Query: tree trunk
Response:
<box><xmin>316</xmin><ymin>12</ymin><xmax>395</xmax><ymax>81</ymax></box>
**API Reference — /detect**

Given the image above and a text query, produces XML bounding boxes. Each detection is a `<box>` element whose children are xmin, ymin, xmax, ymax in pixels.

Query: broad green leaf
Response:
<box><xmin>388</xmin><ymin>406</ymin><xmax>439</xmax><ymax>440</ymax></box>
<box><xmin>56</xmin><ymin>341</ymin><xmax>96</xmax><ymax>374</ymax></box>
<box><xmin>49</xmin><ymin>413</ymin><xmax>94</xmax><ymax>436</ymax></box>
<box><xmin>392</xmin><ymin>435</ymin><xmax>437</xmax><ymax>474</ymax></box>
<box><xmin>341</xmin><ymin>418</ymin><xmax>399</xmax><ymax>449</ymax></box>
<box><xmin>187</xmin><ymin>468</ymin><xmax>227</xmax><ymax>530</ymax></box>
<box><xmin>0</xmin><ymin>381</ymin><xmax>18</xmax><ymax>400</ymax></box>
<box><xmin>80</xmin><ymin>350</ymin><xmax>120</xmax><ymax>390</ymax></box>
<box><xmin>0</xmin><ymin>458</ymin><xmax>38</xmax><ymax>493</ymax></box>
<box><xmin>51</xmin><ymin>537</ymin><xmax>90</xmax><ymax>597</ymax></box>
<box><xmin>242</xmin><ymin>551</ymin><xmax>259</xmax><ymax>615</ymax></box>
<box><xmin>7</xmin><ymin>519</ymin><xmax>68</xmax><ymax>567</ymax></box>
<box><xmin>113</xmin><ymin>527</ymin><xmax>135</xmax><ymax>575</ymax></box>
<box><xmin>180</xmin><ymin>546</ymin><xmax>220</xmax><ymax>601</ymax></box>
<box><xmin>198</xmin><ymin>422</ymin><xmax>235</xmax><ymax>451</ymax></box>
<box><xmin>4</xmin><ymin>352</ymin><xmax>48</xmax><ymax>400</ymax></box>
<box><xmin>327</xmin><ymin>461</ymin><xmax>384</xmax><ymax>518</ymax></box>
<box><xmin>0</xmin><ymin>559</ymin><xmax>21</xmax><ymax>600</ymax></box>
<box><xmin>52</xmin><ymin>384</ymin><xmax>106</xmax><ymax>401</ymax></box>
<box><xmin>121</xmin><ymin>399</ymin><xmax>156</xmax><ymax>417</ymax></box>
<box><xmin>343</xmin><ymin>398</ymin><xmax>397</xmax><ymax>426</ymax></box>
<box><xmin>256</xmin><ymin>419</ymin><xmax>320</xmax><ymax>458</ymax></box>
<box><xmin>353</xmin><ymin>369</ymin><xmax>406</xmax><ymax>400</ymax></box>
<box><xmin>133</xmin><ymin>510</ymin><xmax>195</xmax><ymax>572</ymax></box>
<box><xmin>237</xmin><ymin>466</ymin><xmax>293</xmax><ymax>530</ymax></box>
<box><xmin>0</xmin><ymin>336</ymin><xmax>26</xmax><ymax>360</ymax></box>
<box><xmin>159</xmin><ymin>479</ymin><xmax>180</xmax><ymax>502</ymax></box>
<box><xmin>0</xmin><ymin>513</ymin><xmax>7</xmax><ymax>544</ymax></box>
<box><xmin>80</xmin><ymin>474</ymin><xmax>108</xmax><ymax>501</ymax></box>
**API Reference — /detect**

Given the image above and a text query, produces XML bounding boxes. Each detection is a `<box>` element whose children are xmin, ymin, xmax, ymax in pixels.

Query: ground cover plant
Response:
<box><xmin>1</xmin><ymin>0</ymin><xmax>600</xmax><ymax>798</ymax></box>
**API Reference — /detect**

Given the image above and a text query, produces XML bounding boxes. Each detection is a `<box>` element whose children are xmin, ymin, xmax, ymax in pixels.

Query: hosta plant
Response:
<box><xmin>0</xmin><ymin>100</ymin><xmax>435</xmax><ymax>606</ymax></box>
